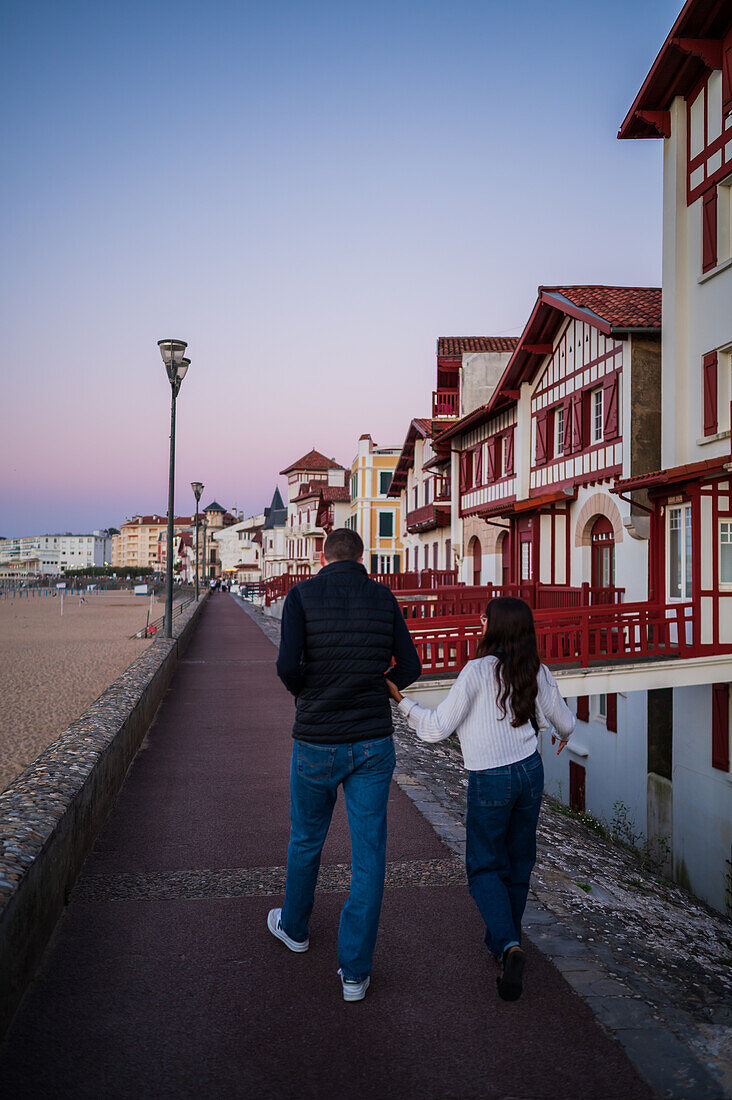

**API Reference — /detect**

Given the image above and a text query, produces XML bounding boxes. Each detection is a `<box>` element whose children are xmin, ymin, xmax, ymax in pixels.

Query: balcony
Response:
<box><xmin>397</xmin><ymin>582</ymin><xmax>625</xmax><ymax>619</ymax></box>
<box><xmin>405</xmin><ymin>503</ymin><xmax>452</xmax><ymax>533</ymax></box>
<box><xmin>432</xmin><ymin>389</ymin><xmax>459</xmax><ymax>418</ymax></box>
<box><xmin>405</xmin><ymin>601</ymin><xmax>693</xmax><ymax>676</ymax></box>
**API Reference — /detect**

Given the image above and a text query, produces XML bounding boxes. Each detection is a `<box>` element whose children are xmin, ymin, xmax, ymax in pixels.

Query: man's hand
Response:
<box><xmin>385</xmin><ymin>676</ymin><xmax>403</xmax><ymax>704</ymax></box>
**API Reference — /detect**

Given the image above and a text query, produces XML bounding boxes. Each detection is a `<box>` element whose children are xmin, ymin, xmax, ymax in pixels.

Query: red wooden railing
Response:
<box><xmin>396</xmin><ymin>582</ymin><xmax>625</xmax><ymax>618</ymax></box>
<box><xmin>372</xmin><ymin>569</ymin><xmax>459</xmax><ymax>590</ymax></box>
<box><xmin>432</xmin><ymin>389</ymin><xmax>459</xmax><ymax>417</ymax></box>
<box><xmin>263</xmin><ymin>572</ymin><xmax>311</xmax><ymax>606</ymax></box>
<box><xmin>405</xmin><ymin>602</ymin><xmax>692</xmax><ymax>674</ymax></box>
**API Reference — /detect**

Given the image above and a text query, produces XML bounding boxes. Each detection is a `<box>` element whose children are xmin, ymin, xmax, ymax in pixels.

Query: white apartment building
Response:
<box><xmin>0</xmin><ymin>530</ymin><xmax>113</xmax><ymax>578</ymax></box>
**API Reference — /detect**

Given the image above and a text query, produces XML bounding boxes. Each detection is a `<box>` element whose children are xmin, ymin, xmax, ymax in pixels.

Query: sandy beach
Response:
<box><xmin>0</xmin><ymin>590</ymin><xmax>158</xmax><ymax>793</ymax></box>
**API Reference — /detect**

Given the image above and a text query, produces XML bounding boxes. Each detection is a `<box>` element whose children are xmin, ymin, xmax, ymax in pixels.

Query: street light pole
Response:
<box><xmin>191</xmin><ymin>481</ymin><xmax>204</xmax><ymax>600</ymax></box>
<box><xmin>157</xmin><ymin>339</ymin><xmax>190</xmax><ymax>638</ymax></box>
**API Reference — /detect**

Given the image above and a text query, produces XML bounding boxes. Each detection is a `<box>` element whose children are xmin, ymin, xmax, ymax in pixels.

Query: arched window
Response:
<box><xmin>591</xmin><ymin>515</ymin><xmax>615</xmax><ymax>596</ymax></box>
<box><xmin>470</xmin><ymin>536</ymin><xmax>482</xmax><ymax>586</ymax></box>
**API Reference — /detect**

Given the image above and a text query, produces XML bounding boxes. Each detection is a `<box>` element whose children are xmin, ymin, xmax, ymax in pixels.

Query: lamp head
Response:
<box><xmin>191</xmin><ymin>481</ymin><xmax>204</xmax><ymax>502</ymax></box>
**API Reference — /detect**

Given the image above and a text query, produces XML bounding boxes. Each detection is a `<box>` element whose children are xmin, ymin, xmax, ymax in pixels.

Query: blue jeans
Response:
<box><xmin>280</xmin><ymin>736</ymin><xmax>395</xmax><ymax>982</ymax></box>
<box><xmin>465</xmin><ymin>751</ymin><xmax>544</xmax><ymax>959</ymax></box>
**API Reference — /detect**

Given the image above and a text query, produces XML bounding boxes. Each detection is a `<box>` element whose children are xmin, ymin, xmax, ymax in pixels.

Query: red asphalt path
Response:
<box><xmin>0</xmin><ymin>596</ymin><xmax>654</xmax><ymax>1099</ymax></box>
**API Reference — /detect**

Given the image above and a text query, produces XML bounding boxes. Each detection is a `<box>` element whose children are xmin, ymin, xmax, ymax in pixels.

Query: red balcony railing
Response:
<box><xmin>396</xmin><ymin>582</ymin><xmax>625</xmax><ymax>618</ymax></box>
<box><xmin>372</xmin><ymin>569</ymin><xmax>458</xmax><ymax>590</ymax></box>
<box><xmin>432</xmin><ymin>389</ymin><xmax>459</xmax><ymax>417</ymax></box>
<box><xmin>405</xmin><ymin>602</ymin><xmax>692</xmax><ymax>674</ymax></box>
<box><xmin>405</xmin><ymin>503</ymin><xmax>452</xmax><ymax>533</ymax></box>
<box><xmin>264</xmin><ymin>572</ymin><xmax>311</xmax><ymax>606</ymax></box>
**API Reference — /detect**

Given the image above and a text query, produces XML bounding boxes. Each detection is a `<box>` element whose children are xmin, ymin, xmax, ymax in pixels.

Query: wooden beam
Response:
<box><xmin>523</xmin><ymin>343</ymin><xmax>553</xmax><ymax>354</ymax></box>
<box><xmin>499</xmin><ymin>389</ymin><xmax>520</xmax><ymax>399</ymax></box>
<box><xmin>672</xmin><ymin>38</ymin><xmax>723</xmax><ymax>70</ymax></box>
<box><xmin>636</xmin><ymin>110</ymin><xmax>671</xmax><ymax>138</ymax></box>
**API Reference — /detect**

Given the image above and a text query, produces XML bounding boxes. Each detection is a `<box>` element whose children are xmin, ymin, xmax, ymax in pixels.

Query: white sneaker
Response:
<box><xmin>337</xmin><ymin>968</ymin><xmax>370</xmax><ymax>1002</ymax></box>
<box><xmin>267</xmin><ymin>908</ymin><xmax>309</xmax><ymax>952</ymax></box>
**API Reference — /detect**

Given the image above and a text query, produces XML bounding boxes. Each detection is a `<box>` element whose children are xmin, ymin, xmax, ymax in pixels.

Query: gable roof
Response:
<box><xmin>387</xmin><ymin>419</ymin><xmax>433</xmax><ymax>497</ymax></box>
<box><xmin>437</xmin><ymin>336</ymin><xmax>519</xmax><ymax>357</ymax></box>
<box><xmin>435</xmin><ymin>286</ymin><xmax>661</xmax><ymax>444</ymax></box>
<box><xmin>204</xmin><ymin>501</ymin><xmax>226</xmax><ymax>513</ymax></box>
<box><xmin>618</xmin><ymin>0</ymin><xmax>732</xmax><ymax>139</ymax></box>
<box><xmin>279</xmin><ymin>449</ymin><xmax>344</xmax><ymax>475</ymax></box>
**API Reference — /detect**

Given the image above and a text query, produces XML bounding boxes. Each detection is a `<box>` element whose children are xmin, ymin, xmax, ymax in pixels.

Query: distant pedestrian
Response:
<box><xmin>271</xmin><ymin>528</ymin><xmax>421</xmax><ymax>1001</ymax></box>
<box><xmin>387</xmin><ymin>597</ymin><xmax>574</xmax><ymax>1002</ymax></box>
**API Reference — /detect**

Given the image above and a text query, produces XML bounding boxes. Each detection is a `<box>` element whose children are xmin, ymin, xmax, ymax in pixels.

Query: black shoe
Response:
<box><xmin>497</xmin><ymin>947</ymin><xmax>525</xmax><ymax>1002</ymax></box>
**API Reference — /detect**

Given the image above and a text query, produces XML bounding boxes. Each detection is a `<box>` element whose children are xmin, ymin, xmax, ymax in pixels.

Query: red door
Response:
<box><xmin>517</xmin><ymin>518</ymin><xmax>534</xmax><ymax>584</ymax></box>
<box><xmin>501</xmin><ymin>533</ymin><xmax>511</xmax><ymax>587</ymax></box>
<box><xmin>591</xmin><ymin>516</ymin><xmax>615</xmax><ymax>602</ymax></box>
<box><xmin>471</xmin><ymin>537</ymin><xmax>482</xmax><ymax>586</ymax></box>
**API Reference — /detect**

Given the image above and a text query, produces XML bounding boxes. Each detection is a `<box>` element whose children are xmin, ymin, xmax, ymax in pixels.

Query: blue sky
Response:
<box><xmin>1</xmin><ymin>0</ymin><xmax>678</xmax><ymax>534</ymax></box>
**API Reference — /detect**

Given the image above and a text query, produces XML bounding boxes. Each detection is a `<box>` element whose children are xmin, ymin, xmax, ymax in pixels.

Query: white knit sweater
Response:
<box><xmin>398</xmin><ymin>656</ymin><xmax>575</xmax><ymax>771</ymax></box>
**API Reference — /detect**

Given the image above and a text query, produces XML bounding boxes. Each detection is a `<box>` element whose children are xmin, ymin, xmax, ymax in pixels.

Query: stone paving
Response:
<box><xmin>240</xmin><ymin>595</ymin><xmax>732</xmax><ymax>1100</ymax></box>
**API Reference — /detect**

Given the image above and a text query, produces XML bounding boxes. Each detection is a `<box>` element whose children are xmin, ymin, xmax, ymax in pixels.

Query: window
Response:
<box><xmin>379</xmin><ymin>471</ymin><xmax>392</xmax><ymax>495</ymax></box>
<box><xmin>555</xmin><ymin>406</ymin><xmax>564</xmax><ymax>456</ymax></box>
<box><xmin>668</xmin><ymin>504</ymin><xmax>692</xmax><ymax>599</ymax></box>
<box><xmin>424</xmin><ymin>479</ymin><xmax>432</xmax><ymax>505</ymax></box>
<box><xmin>520</xmin><ymin>541</ymin><xmax>532</xmax><ymax>582</ymax></box>
<box><xmin>413</xmin><ymin>486</ymin><xmax>418</xmax><ymax>510</ymax></box>
<box><xmin>378</xmin><ymin>512</ymin><xmax>393</xmax><ymax>538</ymax></box>
<box><xmin>379</xmin><ymin>554</ymin><xmax>392</xmax><ymax>573</ymax></box>
<box><xmin>720</xmin><ymin>521</ymin><xmax>732</xmax><ymax>584</ymax></box>
<box><xmin>596</xmin><ymin>694</ymin><xmax>607</xmax><ymax>720</ymax></box>
<box><xmin>592</xmin><ymin>388</ymin><xmax>604</xmax><ymax>443</ymax></box>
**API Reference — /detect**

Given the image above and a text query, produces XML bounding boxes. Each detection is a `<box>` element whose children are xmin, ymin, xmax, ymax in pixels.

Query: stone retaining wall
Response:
<box><xmin>0</xmin><ymin>593</ymin><xmax>209</xmax><ymax>1037</ymax></box>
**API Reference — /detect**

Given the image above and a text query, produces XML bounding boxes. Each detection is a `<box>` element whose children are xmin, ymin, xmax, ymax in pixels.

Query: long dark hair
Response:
<box><xmin>475</xmin><ymin>597</ymin><xmax>540</xmax><ymax>728</ymax></box>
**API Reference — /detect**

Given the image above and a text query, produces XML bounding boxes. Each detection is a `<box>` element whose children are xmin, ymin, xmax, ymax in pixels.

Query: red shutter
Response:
<box><xmin>576</xmin><ymin>696</ymin><xmax>589</xmax><ymax>722</ymax></box>
<box><xmin>607</xmin><ymin>693</ymin><xmax>617</xmax><ymax>733</ymax></box>
<box><xmin>702</xmin><ymin>188</ymin><xmax>718</xmax><ymax>273</ymax></box>
<box><xmin>703</xmin><ymin>352</ymin><xmax>718</xmax><ymax>437</ymax></box>
<box><xmin>562</xmin><ymin>400</ymin><xmax>573</xmax><ymax>455</ymax></box>
<box><xmin>569</xmin><ymin>761</ymin><xmax>586</xmax><ymax>813</ymax></box>
<box><xmin>572</xmin><ymin>394</ymin><xmax>584</xmax><ymax>452</ymax></box>
<box><xmin>712</xmin><ymin>683</ymin><xmax>730</xmax><ymax>771</ymax></box>
<box><xmin>723</xmin><ymin>29</ymin><xmax>732</xmax><ymax>117</ymax></box>
<box><xmin>535</xmin><ymin>411</ymin><xmax>548</xmax><ymax>465</ymax></box>
<box><xmin>474</xmin><ymin>444</ymin><xmax>483</xmax><ymax>486</ymax></box>
<box><xmin>459</xmin><ymin>451</ymin><xmax>468</xmax><ymax>492</ymax></box>
<box><xmin>603</xmin><ymin>373</ymin><xmax>619</xmax><ymax>441</ymax></box>
<box><xmin>506</xmin><ymin>428</ymin><xmax>515</xmax><ymax>474</ymax></box>
<box><xmin>485</xmin><ymin>438</ymin><xmax>495</xmax><ymax>482</ymax></box>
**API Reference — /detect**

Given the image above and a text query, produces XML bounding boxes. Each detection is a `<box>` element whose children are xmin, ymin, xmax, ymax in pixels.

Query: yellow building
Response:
<box><xmin>348</xmin><ymin>435</ymin><xmax>403</xmax><ymax>574</ymax></box>
<box><xmin>111</xmin><ymin>514</ymin><xmax>194</xmax><ymax>571</ymax></box>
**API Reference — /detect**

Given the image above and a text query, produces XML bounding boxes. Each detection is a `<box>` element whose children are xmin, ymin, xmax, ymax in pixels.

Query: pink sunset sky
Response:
<box><xmin>1</xmin><ymin>0</ymin><xmax>676</xmax><ymax>535</ymax></box>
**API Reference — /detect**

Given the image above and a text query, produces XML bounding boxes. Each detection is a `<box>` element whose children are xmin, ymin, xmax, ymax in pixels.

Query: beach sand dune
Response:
<box><xmin>0</xmin><ymin>591</ymin><xmax>157</xmax><ymax>792</ymax></box>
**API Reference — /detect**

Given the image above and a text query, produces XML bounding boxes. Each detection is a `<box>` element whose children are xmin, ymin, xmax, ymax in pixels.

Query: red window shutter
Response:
<box><xmin>474</xmin><ymin>444</ymin><xmax>483</xmax><ymax>486</ymax></box>
<box><xmin>702</xmin><ymin>188</ymin><xmax>718</xmax><ymax>273</ymax></box>
<box><xmin>712</xmin><ymin>683</ymin><xmax>730</xmax><ymax>771</ymax></box>
<box><xmin>459</xmin><ymin>451</ymin><xmax>468</xmax><ymax>491</ymax></box>
<box><xmin>485</xmin><ymin>438</ymin><xmax>495</xmax><ymax>482</ymax></box>
<box><xmin>506</xmin><ymin>428</ymin><xmax>515</xmax><ymax>474</ymax></box>
<box><xmin>562</xmin><ymin>400</ymin><xmax>573</xmax><ymax>455</ymax></box>
<box><xmin>569</xmin><ymin>761</ymin><xmax>586</xmax><ymax>813</ymax></box>
<box><xmin>535</xmin><ymin>411</ymin><xmax>548</xmax><ymax>465</ymax></box>
<box><xmin>703</xmin><ymin>352</ymin><xmax>718</xmax><ymax>437</ymax></box>
<box><xmin>723</xmin><ymin>30</ymin><xmax>732</xmax><ymax>117</ymax></box>
<box><xmin>576</xmin><ymin>696</ymin><xmax>589</xmax><ymax>722</ymax></box>
<box><xmin>572</xmin><ymin>394</ymin><xmax>584</xmax><ymax>452</ymax></box>
<box><xmin>603</xmin><ymin>373</ymin><xmax>619</xmax><ymax>441</ymax></box>
<box><xmin>607</xmin><ymin>693</ymin><xmax>617</xmax><ymax>732</ymax></box>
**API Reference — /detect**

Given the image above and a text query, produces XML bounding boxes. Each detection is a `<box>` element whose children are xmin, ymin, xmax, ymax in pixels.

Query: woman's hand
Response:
<box><xmin>385</xmin><ymin>676</ymin><xmax>403</xmax><ymax>703</ymax></box>
<box><xmin>556</xmin><ymin>739</ymin><xmax>569</xmax><ymax>755</ymax></box>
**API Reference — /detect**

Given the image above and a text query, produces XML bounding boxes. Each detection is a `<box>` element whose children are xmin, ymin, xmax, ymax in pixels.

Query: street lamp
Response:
<box><xmin>158</xmin><ymin>338</ymin><xmax>189</xmax><ymax>638</ymax></box>
<box><xmin>191</xmin><ymin>481</ymin><xmax>204</xmax><ymax>600</ymax></box>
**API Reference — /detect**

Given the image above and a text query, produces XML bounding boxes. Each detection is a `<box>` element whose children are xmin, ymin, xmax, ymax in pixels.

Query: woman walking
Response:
<box><xmin>386</xmin><ymin>597</ymin><xmax>574</xmax><ymax>1001</ymax></box>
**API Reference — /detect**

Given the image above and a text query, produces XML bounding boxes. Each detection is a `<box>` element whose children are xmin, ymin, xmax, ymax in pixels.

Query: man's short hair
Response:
<box><xmin>323</xmin><ymin>528</ymin><xmax>364</xmax><ymax>562</ymax></box>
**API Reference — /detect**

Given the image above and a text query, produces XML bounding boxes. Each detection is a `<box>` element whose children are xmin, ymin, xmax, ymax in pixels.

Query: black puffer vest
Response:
<box><xmin>293</xmin><ymin>560</ymin><xmax>397</xmax><ymax>744</ymax></box>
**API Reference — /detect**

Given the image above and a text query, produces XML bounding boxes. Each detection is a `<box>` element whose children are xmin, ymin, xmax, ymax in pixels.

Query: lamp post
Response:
<box><xmin>191</xmin><ymin>482</ymin><xmax>204</xmax><ymax>600</ymax></box>
<box><xmin>157</xmin><ymin>339</ymin><xmax>190</xmax><ymax>638</ymax></box>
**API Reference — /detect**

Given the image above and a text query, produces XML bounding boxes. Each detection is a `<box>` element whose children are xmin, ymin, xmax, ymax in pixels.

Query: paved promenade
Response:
<box><xmin>0</xmin><ymin>595</ymin><xmax>656</xmax><ymax>1098</ymax></box>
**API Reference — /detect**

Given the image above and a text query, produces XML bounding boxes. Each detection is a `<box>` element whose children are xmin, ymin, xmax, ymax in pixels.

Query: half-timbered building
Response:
<box><xmin>616</xmin><ymin>0</ymin><xmax>732</xmax><ymax>910</ymax></box>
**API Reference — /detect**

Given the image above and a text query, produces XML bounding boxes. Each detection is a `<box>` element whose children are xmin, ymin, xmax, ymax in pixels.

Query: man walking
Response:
<box><xmin>269</xmin><ymin>528</ymin><xmax>421</xmax><ymax>1000</ymax></box>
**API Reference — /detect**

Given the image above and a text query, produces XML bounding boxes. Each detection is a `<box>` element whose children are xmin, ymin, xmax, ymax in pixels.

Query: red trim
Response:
<box><xmin>702</xmin><ymin>187</ymin><xmax>718</xmax><ymax>271</ymax></box>
<box><xmin>615</xmin><ymin>456</ymin><xmax>728</xmax><ymax>491</ymax></box>
<box><xmin>703</xmin><ymin>351</ymin><xmax>719</xmax><ymax>435</ymax></box>
<box><xmin>607</xmin><ymin>693</ymin><xmax>618</xmax><ymax>732</ymax></box>
<box><xmin>712</xmin><ymin>682</ymin><xmax>730</xmax><ymax>770</ymax></box>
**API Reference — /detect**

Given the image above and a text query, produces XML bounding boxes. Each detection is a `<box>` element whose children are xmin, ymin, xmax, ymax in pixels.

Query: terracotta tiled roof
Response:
<box><xmin>321</xmin><ymin>486</ymin><xmax>350</xmax><ymax>502</ymax></box>
<box><xmin>438</xmin><ymin>336</ymin><xmax>519</xmax><ymax>356</ymax></box>
<box><xmin>542</xmin><ymin>287</ymin><xmax>662</xmax><ymax>329</ymax></box>
<box><xmin>280</xmin><ymin>449</ymin><xmax>344</xmax><ymax>475</ymax></box>
<box><xmin>413</xmin><ymin>418</ymin><xmax>433</xmax><ymax>437</ymax></box>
